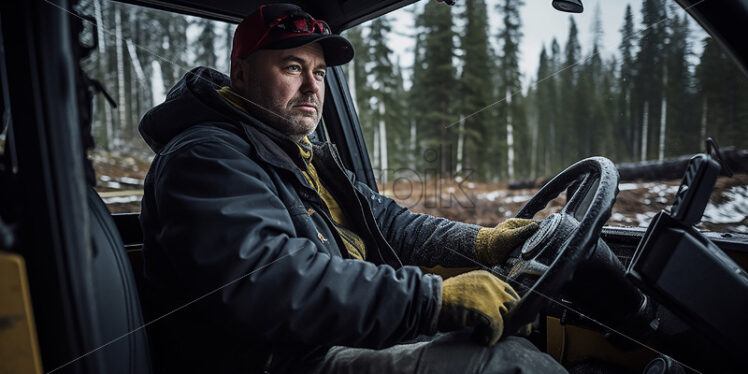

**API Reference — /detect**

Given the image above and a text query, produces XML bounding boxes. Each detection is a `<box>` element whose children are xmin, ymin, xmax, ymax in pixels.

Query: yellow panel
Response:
<box><xmin>546</xmin><ymin>316</ymin><xmax>656</xmax><ymax>371</ymax></box>
<box><xmin>546</xmin><ymin>315</ymin><xmax>566</xmax><ymax>361</ymax></box>
<box><xmin>0</xmin><ymin>252</ymin><xmax>43</xmax><ymax>374</ymax></box>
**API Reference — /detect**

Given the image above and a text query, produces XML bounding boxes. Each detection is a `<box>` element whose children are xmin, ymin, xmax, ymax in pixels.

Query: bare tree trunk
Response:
<box><xmin>530</xmin><ymin>116</ymin><xmax>538</xmax><ymax>179</ymax></box>
<box><xmin>225</xmin><ymin>24</ymin><xmax>233</xmax><ymax>69</ymax></box>
<box><xmin>94</xmin><ymin>0</ymin><xmax>113</xmax><ymax>150</ymax></box>
<box><xmin>440</xmin><ymin>106</ymin><xmax>449</xmax><ymax>179</ymax></box>
<box><xmin>640</xmin><ymin>100</ymin><xmax>649</xmax><ymax>161</ymax></box>
<box><xmin>151</xmin><ymin>61</ymin><xmax>165</xmax><ymax>105</ymax></box>
<box><xmin>373</xmin><ymin>124</ymin><xmax>380</xmax><ymax>170</ymax></box>
<box><xmin>700</xmin><ymin>97</ymin><xmax>708</xmax><ymax>140</ymax></box>
<box><xmin>125</xmin><ymin>40</ymin><xmax>147</xmax><ymax>90</ymax></box>
<box><xmin>126</xmin><ymin>39</ymin><xmax>147</xmax><ymax>141</ymax></box>
<box><xmin>115</xmin><ymin>7</ymin><xmax>126</xmax><ymax>150</ymax></box>
<box><xmin>378</xmin><ymin>101</ymin><xmax>388</xmax><ymax>185</ymax></box>
<box><xmin>128</xmin><ymin>9</ymin><xmax>140</xmax><ymax>140</ymax></box>
<box><xmin>506</xmin><ymin>89</ymin><xmax>515</xmax><ymax>180</ymax></box>
<box><xmin>625</xmin><ymin>90</ymin><xmax>632</xmax><ymax>158</ymax></box>
<box><xmin>548</xmin><ymin>118</ymin><xmax>555</xmax><ymax>176</ymax></box>
<box><xmin>456</xmin><ymin>114</ymin><xmax>465</xmax><ymax>173</ymax></box>
<box><xmin>658</xmin><ymin>95</ymin><xmax>667</xmax><ymax>161</ymax></box>
<box><xmin>632</xmin><ymin>107</ymin><xmax>639</xmax><ymax>162</ymax></box>
<box><xmin>658</xmin><ymin>68</ymin><xmax>667</xmax><ymax>161</ymax></box>
<box><xmin>409</xmin><ymin>119</ymin><xmax>416</xmax><ymax>170</ymax></box>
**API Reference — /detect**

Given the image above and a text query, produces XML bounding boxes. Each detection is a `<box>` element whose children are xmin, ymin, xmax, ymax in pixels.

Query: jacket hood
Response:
<box><xmin>139</xmin><ymin>67</ymin><xmax>246</xmax><ymax>152</ymax></box>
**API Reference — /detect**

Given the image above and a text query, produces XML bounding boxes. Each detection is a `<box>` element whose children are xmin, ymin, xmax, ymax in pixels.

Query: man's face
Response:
<box><xmin>233</xmin><ymin>43</ymin><xmax>326</xmax><ymax>141</ymax></box>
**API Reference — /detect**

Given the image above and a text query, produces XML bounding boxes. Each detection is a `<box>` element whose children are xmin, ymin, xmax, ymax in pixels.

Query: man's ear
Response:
<box><xmin>230</xmin><ymin>57</ymin><xmax>248</xmax><ymax>92</ymax></box>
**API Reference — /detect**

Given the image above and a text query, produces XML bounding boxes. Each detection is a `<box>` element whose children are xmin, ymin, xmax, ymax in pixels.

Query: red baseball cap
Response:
<box><xmin>231</xmin><ymin>3</ymin><xmax>354</xmax><ymax>66</ymax></box>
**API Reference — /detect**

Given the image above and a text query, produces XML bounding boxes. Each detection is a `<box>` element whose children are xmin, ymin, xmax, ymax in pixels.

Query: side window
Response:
<box><xmin>343</xmin><ymin>1</ymin><xmax>748</xmax><ymax>233</ymax></box>
<box><xmin>77</xmin><ymin>1</ymin><xmax>235</xmax><ymax>213</ymax></box>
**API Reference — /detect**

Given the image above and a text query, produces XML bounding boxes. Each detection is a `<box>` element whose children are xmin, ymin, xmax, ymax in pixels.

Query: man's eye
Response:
<box><xmin>314</xmin><ymin>70</ymin><xmax>326</xmax><ymax>78</ymax></box>
<box><xmin>287</xmin><ymin>65</ymin><xmax>301</xmax><ymax>72</ymax></box>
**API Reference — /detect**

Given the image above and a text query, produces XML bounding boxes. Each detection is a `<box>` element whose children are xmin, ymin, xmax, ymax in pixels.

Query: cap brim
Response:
<box><xmin>263</xmin><ymin>34</ymin><xmax>354</xmax><ymax>66</ymax></box>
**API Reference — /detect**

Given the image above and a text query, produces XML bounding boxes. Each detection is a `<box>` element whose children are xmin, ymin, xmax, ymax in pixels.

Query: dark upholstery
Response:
<box><xmin>87</xmin><ymin>187</ymin><xmax>152</xmax><ymax>373</ymax></box>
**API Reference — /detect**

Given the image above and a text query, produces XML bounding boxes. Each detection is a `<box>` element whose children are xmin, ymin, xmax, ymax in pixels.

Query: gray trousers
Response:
<box><xmin>309</xmin><ymin>331</ymin><xmax>567</xmax><ymax>374</ymax></box>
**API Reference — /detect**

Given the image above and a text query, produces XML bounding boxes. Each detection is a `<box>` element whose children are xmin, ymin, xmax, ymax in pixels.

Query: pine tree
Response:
<box><xmin>224</xmin><ymin>23</ymin><xmax>234</xmax><ymax>72</ymax></box>
<box><xmin>695</xmin><ymin>37</ymin><xmax>748</xmax><ymax>150</ymax></box>
<box><xmin>157</xmin><ymin>13</ymin><xmax>189</xmax><ymax>92</ymax></box>
<box><xmin>341</xmin><ymin>25</ymin><xmax>372</xmax><ymax>152</ymax></box>
<box><xmin>409</xmin><ymin>5</ymin><xmax>429</xmax><ymax>172</ymax></box>
<box><xmin>391</xmin><ymin>57</ymin><xmax>410</xmax><ymax>171</ymax></box>
<box><xmin>534</xmin><ymin>45</ymin><xmax>555</xmax><ymax>176</ymax></box>
<box><xmin>600</xmin><ymin>57</ymin><xmax>619</xmax><ymax>160</ymax></box>
<box><xmin>459</xmin><ymin>0</ymin><xmax>493</xmax><ymax>180</ymax></box>
<box><xmin>577</xmin><ymin>45</ymin><xmax>600</xmax><ymax>158</ymax></box>
<box><xmin>495</xmin><ymin>0</ymin><xmax>524</xmax><ymax>180</ymax></box>
<box><xmin>663</xmin><ymin>11</ymin><xmax>694</xmax><ymax>156</ymax></box>
<box><xmin>92</xmin><ymin>0</ymin><xmax>114</xmax><ymax>150</ymax></box>
<box><xmin>114</xmin><ymin>5</ymin><xmax>126</xmax><ymax>150</ymax></box>
<box><xmin>617</xmin><ymin>4</ymin><xmax>637</xmax><ymax>161</ymax></box>
<box><xmin>548</xmin><ymin>38</ymin><xmax>562</xmax><ymax>172</ymax></box>
<box><xmin>559</xmin><ymin>17</ymin><xmax>580</xmax><ymax>168</ymax></box>
<box><xmin>193</xmin><ymin>18</ymin><xmax>218</xmax><ymax>68</ymax></box>
<box><xmin>633</xmin><ymin>0</ymin><xmax>667</xmax><ymax>161</ymax></box>
<box><xmin>413</xmin><ymin>1</ymin><xmax>457</xmax><ymax>177</ymax></box>
<box><xmin>366</xmin><ymin>16</ymin><xmax>407</xmax><ymax>183</ymax></box>
<box><xmin>579</xmin><ymin>4</ymin><xmax>609</xmax><ymax>159</ymax></box>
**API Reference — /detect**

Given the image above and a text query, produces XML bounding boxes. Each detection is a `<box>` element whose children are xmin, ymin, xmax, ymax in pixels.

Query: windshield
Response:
<box><xmin>342</xmin><ymin>0</ymin><xmax>748</xmax><ymax>233</ymax></box>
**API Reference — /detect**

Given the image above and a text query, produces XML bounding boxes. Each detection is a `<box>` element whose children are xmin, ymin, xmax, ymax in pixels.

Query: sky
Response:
<box><xmin>383</xmin><ymin>0</ymin><xmax>706</xmax><ymax>90</ymax></box>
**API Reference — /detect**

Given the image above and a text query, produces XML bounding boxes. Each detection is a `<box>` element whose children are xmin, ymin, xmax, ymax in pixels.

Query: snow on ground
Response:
<box><xmin>466</xmin><ymin>176</ymin><xmax>748</xmax><ymax>233</ymax></box>
<box><xmin>702</xmin><ymin>186</ymin><xmax>748</xmax><ymax>224</ymax></box>
<box><xmin>635</xmin><ymin>212</ymin><xmax>658</xmax><ymax>227</ymax></box>
<box><xmin>102</xmin><ymin>196</ymin><xmax>142</xmax><ymax>204</ymax></box>
<box><xmin>611</xmin><ymin>212</ymin><xmax>633</xmax><ymax>224</ymax></box>
<box><xmin>618</xmin><ymin>183</ymin><xmax>641</xmax><ymax>191</ymax></box>
<box><xmin>649</xmin><ymin>184</ymin><xmax>680</xmax><ymax>197</ymax></box>
<box><xmin>476</xmin><ymin>190</ymin><xmax>505</xmax><ymax>202</ymax></box>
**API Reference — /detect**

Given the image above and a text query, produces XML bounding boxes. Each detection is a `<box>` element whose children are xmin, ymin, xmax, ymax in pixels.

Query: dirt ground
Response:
<box><xmin>92</xmin><ymin>150</ymin><xmax>748</xmax><ymax>233</ymax></box>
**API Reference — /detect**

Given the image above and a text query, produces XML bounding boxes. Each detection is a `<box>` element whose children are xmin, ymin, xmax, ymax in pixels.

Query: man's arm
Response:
<box><xmin>350</xmin><ymin>176</ymin><xmax>482</xmax><ymax>268</ymax></box>
<box><xmin>149</xmin><ymin>133</ymin><xmax>440</xmax><ymax>349</ymax></box>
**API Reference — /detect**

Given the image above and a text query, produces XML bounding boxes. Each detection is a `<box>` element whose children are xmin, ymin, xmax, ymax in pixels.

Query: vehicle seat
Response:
<box><xmin>86</xmin><ymin>186</ymin><xmax>152</xmax><ymax>373</ymax></box>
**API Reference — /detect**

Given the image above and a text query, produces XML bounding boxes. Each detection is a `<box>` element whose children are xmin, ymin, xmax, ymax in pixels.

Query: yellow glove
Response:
<box><xmin>475</xmin><ymin>218</ymin><xmax>538</xmax><ymax>266</ymax></box>
<box><xmin>437</xmin><ymin>270</ymin><xmax>521</xmax><ymax>346</ymax></box>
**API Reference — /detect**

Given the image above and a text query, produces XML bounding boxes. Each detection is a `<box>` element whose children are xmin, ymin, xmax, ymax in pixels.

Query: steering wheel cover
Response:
<box><xmin>502</xmin><ymin>157</ymin><xmax>619</xmax><ymax>336</ymax></box>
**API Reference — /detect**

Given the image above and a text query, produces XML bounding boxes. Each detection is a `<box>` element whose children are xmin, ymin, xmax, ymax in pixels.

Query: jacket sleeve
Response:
<box><xmin>151</xmin><ymin>138</ymin><xmax>440</xmax><ymax>349</ymax></box>
<box><xmin>350</xmin><ymin>174</ymin><xmax>482</xmax><ymax>268</ymax></box>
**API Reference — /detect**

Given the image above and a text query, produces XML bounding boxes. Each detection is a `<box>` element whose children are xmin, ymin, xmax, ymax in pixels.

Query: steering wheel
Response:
<box><xmin>499</xmin><ymin>157</ymin><xmax>619</xmax><ymax>337</ymax></box>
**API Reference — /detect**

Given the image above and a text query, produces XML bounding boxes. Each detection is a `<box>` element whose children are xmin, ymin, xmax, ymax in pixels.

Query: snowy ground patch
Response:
<box><xmin>702</xmin><ymin>186</ymin><xmax>748</xmax><ymax>224</ymax></box>
<box><xmin>102</xmin><ymin>195</ymin><xmax>142</xmax><ymax>204</ymax></box>
<box><xmin>477</xmin><ymin>191</ymin><xmax>505</xmax><ymax>202</ymax></box>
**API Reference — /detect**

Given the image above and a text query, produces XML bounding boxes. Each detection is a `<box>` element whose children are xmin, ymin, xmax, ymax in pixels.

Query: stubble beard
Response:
<box><xmin>247</xmin><ymin>96</ymin><xmax>321</xmax><ymax>142</ymax></box>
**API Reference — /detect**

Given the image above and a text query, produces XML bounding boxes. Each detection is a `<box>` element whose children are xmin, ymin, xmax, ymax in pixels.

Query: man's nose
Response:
<box><xmin>300</xmin><ymin>70</ymin><xmax>321</xmax><ymax>95</ymax></box>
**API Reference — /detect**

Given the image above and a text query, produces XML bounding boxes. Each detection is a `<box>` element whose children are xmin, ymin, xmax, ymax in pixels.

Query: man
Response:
<box><xmin>139</xmin><ymin>3</ymin><xmax>565</xmax><ymax>373</ymax></box>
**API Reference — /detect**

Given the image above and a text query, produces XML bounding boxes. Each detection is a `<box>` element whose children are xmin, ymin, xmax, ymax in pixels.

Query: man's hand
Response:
<box><xmin>475</xmin><ymin>218</ymin><xmax>539</xmax><ymax>266</ymax></box>
<box><xmin>437</xmin><ymin>270</ymin><xmax>521</xmax><ymax>346</ymax></box>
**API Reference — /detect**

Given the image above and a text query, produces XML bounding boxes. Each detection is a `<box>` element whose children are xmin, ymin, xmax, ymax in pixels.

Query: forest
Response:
<box><xmin>78</xmin><ymin>0</ymin><xmax>748</xmax><ymax>184</ymax></box>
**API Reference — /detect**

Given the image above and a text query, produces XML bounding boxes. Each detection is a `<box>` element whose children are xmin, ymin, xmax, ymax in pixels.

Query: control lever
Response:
<box><xmin>669</xmin><ymin>138</ymin><xmax>731</xmax><ymax>226</ymax></box>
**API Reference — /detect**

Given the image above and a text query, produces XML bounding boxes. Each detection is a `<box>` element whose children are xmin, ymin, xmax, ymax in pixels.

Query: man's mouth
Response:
<box><xmin>293</xmin><ymin>104</ymin><xmax>317</xmax><ymax>114</ymax></box>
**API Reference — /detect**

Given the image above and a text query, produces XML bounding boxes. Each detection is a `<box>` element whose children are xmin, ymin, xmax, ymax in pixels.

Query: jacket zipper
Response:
<box><xmin>323</xmin><ymin>143</ymin><xmax>404</xmax><ymax>268</ymax></box>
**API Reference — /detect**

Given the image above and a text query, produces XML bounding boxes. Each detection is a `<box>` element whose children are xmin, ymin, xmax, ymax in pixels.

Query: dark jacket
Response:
<box><xmin>138</xmin><ymin>67</ymin><xmax>481</xmax><ymax>373</ymax></box>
